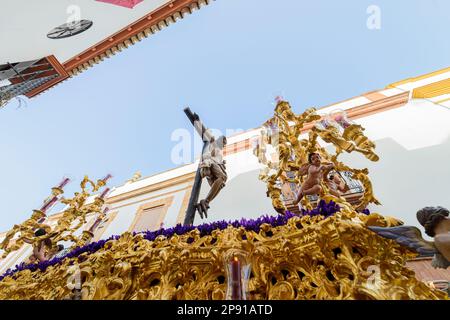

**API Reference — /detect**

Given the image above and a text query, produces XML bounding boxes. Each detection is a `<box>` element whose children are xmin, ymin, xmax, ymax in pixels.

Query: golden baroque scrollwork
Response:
<box><xmin>0</xmin><ymin>211</ymin><xmax>445</xmax><ymax>300</ymax></box>
<box><xmin>0</xmin><ymin>175</ymin><xmax>110</xmax><ymax>260</ymax></box>
<box><xmin>52</xmin><ymin>176</ymin><xmax>109</xmax><ymax>247</ymax></box>
<box><xmin>254</xmin><ymin>99</ymin><xmax>380</xmax><ymax>214</ymax></box>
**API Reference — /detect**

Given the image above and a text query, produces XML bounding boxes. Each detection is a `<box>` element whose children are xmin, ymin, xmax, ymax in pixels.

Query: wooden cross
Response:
<box><xmin>183</xmin><ymin>107</ymin><xmax>216</xmax><ymax>226</ymax></box>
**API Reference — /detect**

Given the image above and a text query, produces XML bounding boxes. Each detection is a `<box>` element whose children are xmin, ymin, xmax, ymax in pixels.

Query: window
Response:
<box><xmin>129</xmin><ymin>197</ymin><xmax>173</xmax><ymax>233</ymax></box>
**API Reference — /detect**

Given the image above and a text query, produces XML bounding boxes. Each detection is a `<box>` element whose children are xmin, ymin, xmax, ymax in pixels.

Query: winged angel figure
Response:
<box><xmin>368</xmin><ymin>206</ymin><xmax>450</xmax><ymax>269</ymax></box>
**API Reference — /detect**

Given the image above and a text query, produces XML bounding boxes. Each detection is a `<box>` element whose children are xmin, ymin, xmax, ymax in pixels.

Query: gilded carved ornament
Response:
<box><xmin>254</xmin><ymin>100</ymin><xmax>381</xmax><ymax>214</ymax></box>
<box><xmin>0</xmin><ymin>211</ymin><xmax>445</xmax><ymax>300</ymax></box>
<box><xmin>0</xmin><ymin>175</ymin><xmax>111</xmax><ymax>260</ymax></box>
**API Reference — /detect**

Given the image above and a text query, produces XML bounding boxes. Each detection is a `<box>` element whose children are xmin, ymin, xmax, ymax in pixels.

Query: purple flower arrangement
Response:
<box><xmin>0</xmin><ymin>235</ymin><xmax>120</xmax><ymax>282</ymax></box>
<box><xmin>0</xmin><ymin>201</ymin><xmax>341</xmax><ymax>281</ymax></box>
<box><xmin>297</xmin><ymin>199</ymin><xmax>342</xmax><ymax>217</ymax></box>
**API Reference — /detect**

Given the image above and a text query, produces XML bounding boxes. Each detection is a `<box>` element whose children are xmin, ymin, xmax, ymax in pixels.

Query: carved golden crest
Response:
<box><xmin>255</xmin><ymin>99</ymin><xmax>380</xmax><ymax>214</ymax></box>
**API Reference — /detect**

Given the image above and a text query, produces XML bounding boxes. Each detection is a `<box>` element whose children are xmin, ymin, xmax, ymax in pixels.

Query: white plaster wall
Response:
<box><xmin>357</xmin><ymin>99</ymin><xmax>449</xmax><ymax>151</ymax></box>
<box><xmin>342</xmin><ymin>99</ymin><xmax>450</xmax><ymax>236</ymax></box>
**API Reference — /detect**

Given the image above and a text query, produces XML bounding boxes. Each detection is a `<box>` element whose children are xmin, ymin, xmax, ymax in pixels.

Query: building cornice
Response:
<box><xmin>27</xmin><ymin>0</ymin><xmax>214</xmax><ymax>98</ymax></box>
<box><xmin>295</xmin><ymin>91</ymin><xmax>410</xmax><ymax>134</ymax></box>
<box><xmin>387</xmin><ymin>66</ymin><xmax>450</xmax><ymax>88</ymax></box>
<box><xmin>412</xmin><ymin>78</ymin><xmax>450</xmax><ymax>99</ymax></box>
<box><xmin>106</xmin><ymin>172</ymin><xmax>195</xmax><ymax>204</ymax></box>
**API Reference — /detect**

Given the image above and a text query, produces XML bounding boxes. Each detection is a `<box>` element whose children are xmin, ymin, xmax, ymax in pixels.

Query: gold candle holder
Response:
<box><xmin>51</xmin><ymin>187</ymin><xmax>64</xmax><ymax>196</ymax></box>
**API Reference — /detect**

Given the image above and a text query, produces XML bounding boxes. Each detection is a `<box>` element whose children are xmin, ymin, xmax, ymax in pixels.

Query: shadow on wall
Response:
<box><xmin>338</xmin><ymin>134</ymin><xmax>450</xmax><ymax>237</ymax></box>
<box><xmin>199</xmin><ymin>169</ymin><xmax>276</xmax><ymax>222</ymax></box>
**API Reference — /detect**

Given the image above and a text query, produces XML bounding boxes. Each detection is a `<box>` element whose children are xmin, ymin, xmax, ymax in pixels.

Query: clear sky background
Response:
<box><xmin>1</xmin><ymin>0</ymin><xmax>450</xmax><ymax>231</ymax></box>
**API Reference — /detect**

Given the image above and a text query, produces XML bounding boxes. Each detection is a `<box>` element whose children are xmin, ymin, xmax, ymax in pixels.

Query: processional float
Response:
<box><xmin>0</xmin><ymin>99</ymin><xmax>447</xmax><ymax>300</ymax></box>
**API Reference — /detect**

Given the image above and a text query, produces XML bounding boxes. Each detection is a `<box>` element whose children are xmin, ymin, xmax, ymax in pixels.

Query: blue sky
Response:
<box><xmin>1</xmin><ymin>0</ymin><xmax>450</xmax><ymax>231</ymax></box>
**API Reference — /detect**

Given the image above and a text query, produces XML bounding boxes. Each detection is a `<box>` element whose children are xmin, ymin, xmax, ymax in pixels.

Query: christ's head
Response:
<box><xmin>218</xmin><ymin>136</ymin><xmax>227</xmax><ymax>148</ymax></box>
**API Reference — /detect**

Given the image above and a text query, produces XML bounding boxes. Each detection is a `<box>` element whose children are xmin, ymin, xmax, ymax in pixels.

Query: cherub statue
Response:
<box><xmin>325</xmin><ymin>172</ymin><xmax>348</xmax><ymax>197</ymax></box>
<box><xmin>293</xmin><ymin>153</ymin><xmax>334</xmax><ymax>206</ymax></box>
<box><xmin>257</xmin><ymin>99</ymin><xmax>380</xmax><ymax>215</ymax></box>
<box><xmin>368</xmin><ymin>206</ymin><xmax>450</xmax><ymax>269</ymax></box>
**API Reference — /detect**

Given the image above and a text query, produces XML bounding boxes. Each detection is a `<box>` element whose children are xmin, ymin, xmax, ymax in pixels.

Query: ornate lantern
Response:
<box><xmin>223</xmin><ymin>249</ymin><xmax>251</xmax><ymax>300</ymax></box>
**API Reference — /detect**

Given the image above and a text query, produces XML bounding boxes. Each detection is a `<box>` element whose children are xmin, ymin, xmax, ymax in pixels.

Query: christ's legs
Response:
<box><xmin>205</xmin><ymin>177</ymin><xmax>226</xmax><ymax>203</ymax></box>
<box><xmin>198</xmin><ymin>164</ymin><xmax>227</xmax><ymax>218</ymax></box>
<box><xmin>205</xmin><ymin>164</ymin><xmax>227</xmax><ymax>203</ymax></box>
<box><xmin>198</xmin><ymin>179</ymin><xmax>224</xmax><ymax>218</ymax></box>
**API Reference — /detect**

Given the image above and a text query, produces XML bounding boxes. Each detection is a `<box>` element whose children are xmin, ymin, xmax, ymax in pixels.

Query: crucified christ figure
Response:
<box><xmin>197</xmin><ymin>136</ymin><xmax>228</xmax><ymax>218</ymax></box>
<box><xmin>293</xmin><ymin>152</ymin><xmax>334</xmax><ymax>206</ymax></box>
